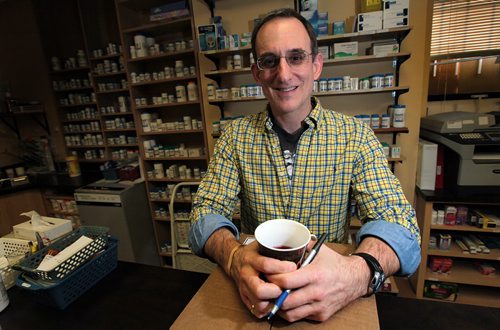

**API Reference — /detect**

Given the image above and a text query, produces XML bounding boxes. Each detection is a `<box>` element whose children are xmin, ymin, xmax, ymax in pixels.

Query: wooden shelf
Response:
<box><xmin>93</xmin><ymin>70</ymin><xmax>127</xmax><ymax>77</ymax></box>
<box><xmin>100</xmin><ymin>111</ymin><xmax>134</xmax><ymax>117</ymax></box>
<box><xmin>147</xmin><ymin>178</ymin><xmax>201</xmax><ymax>183</ymax></box>
<box><xmin>103</xmin><ymin>128</ymin><xmax>136</xmax><ymax>132</ymax></box>
<box><xmin>107</xmin><ymin>143</ymin><xmax>139</xmax><ymax>148</ymax></box>
<box><xmin>428</xmin><ymin>243</ymin><xmax>500</xmax><ymax>261</ymax></box>
<box><xmin>143</xmin><ymin>156</ymin><xmax>207</xmax><ymax>161</ymax></box>
<box><xmin>425</xmin><ymin>261</ymin><xmax>500</xmax><ymax>287</ymax></box>
<box><xmin>135</xmin><ymin>100</ymin><xmax>200</xmax><ymax>110</ymax></box>
<box><xmin>50</xmin><ymin>66</ymin><xmax>90</xmax><ymax>74</ymax></box>
<box><xmin>131</xmin><ymin>75</ymin><xmax>197</xmax><ymax>87</ymax></box>
<box><xmin>64</xmin><ymin>130</ymin><xmax>102</xmax><ymax>134</ymax></box>
<box><xmin>66</xmin><ymin>145</ymin><xmax>105</xmax><ymax>149</ymax></box>
<box><xmin>317</xmin><ymin>26</ymin><xmax>412</xmax><ymax>43</ymax></box>
<box><xmin>121</xmin><ymin>17</ymin><xmax>191</xmax><ymax>34</ymax></box>
<box><xmin>127</xmin><ymin>49</ymin><xmax>195</xmax><ymax>63</ymax></box>
<box><xmin>59</xmin><ymin>102</ymin><xmax>97</xmax><ymax>108</ymax></box>
<box><xmin>89</xmin><ymin>53</ymin><xmax>122</xmax><ymax>61</ymax></box>
<box><xmin>138</xmin><ymin>129</ymin><xmax>204</xmax><ymax>136</ymax></box>
<box><xmin>54</xmin><ymin>86</ymin><xmax>94</xmax><ymax>92</ymax></box>
<box><xmin>431</xmin><ymin>223</ymin><xmax>500</xmax><ymax>234</ymax></box>
<box><xmin>95</xmin><ymin>88</ymin><xmax>129</xmax><ymax>94</ymax></box>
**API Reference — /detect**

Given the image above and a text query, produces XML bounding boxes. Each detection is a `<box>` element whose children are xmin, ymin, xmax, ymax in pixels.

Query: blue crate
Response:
<box><xmin>15</xmin><ymin>227</ymin><xmax>118</xmax><ymax>309</ymax></box>
<box><xmin>14</xmin><ymin>226</ymin><xmax>110</xmax><ymax>282</ymax></box>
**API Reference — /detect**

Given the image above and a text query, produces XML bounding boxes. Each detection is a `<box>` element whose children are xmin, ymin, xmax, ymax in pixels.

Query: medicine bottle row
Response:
<box><xmin>146</xmin><ymin>163</ymin><xmax>204</xmax><ymax>180</ymax></box>
<box><xmin>96</xmin><ymin>80</ymin><xmax>127</xmax><ymax>92</ymax></box>
<box><xmin>207</xmin><ymin>84</ymin><xmax>264</xmax><ymax>100</ymax></box>
<box><xmin>140</xmin><ymin>113</ymin><xmax>203</xmax><ymax>133</ymax></box>
<box><xmin>224</xmin><ymin>53</ymin><xmax>254</xmax><ymax>70</ymax></box>
<box><xmin>131</xmin><ymin>34</ymin><xmax>194</xmax><ymax>59</ymax></box>
<box><xmin>59</xmin><ymin>93</ymin><xmax>95</xmax><ymax>106</ymax></box>
<box><xmin>100</xmin><ymin>96</ymin><xmax>130</xmax><ymax>114</ymax></box>
<box><xmin>107</xmin><ymin>135</ymin><xmax>137</xmax><ymax>146</ymax></box>
<box><xmin>380</xmin><ymin>143</ymin><xmax>401</xmax><ymax>159</ymax></box>
<box><xmin>64</xmin><ymin>121</ymin><xmax>100</xmax><ymax>133</ymax></box>
<box><xmin>111</xmin><ymin>149</ymin><xmax>139</xmax><ymax>160</ymax></box>
<box><xmin>93</xmin><ymin>58</ymin><xmax>124</xmax><ymax>75</ymax></box>
<box><xmin>82</xmin><ymin>149</ymin><xmax>105</xmax><ymax>160</ymax></box>
<box><xmin>134</xmin><ymin>82</ymin><xmax>198</xmax><ymax>106</ymax></box>
<box><xmin>211</xmin><ymin>116</ymin><xmax>243</xmax><ymax>135</ymax></box>
<box><xmin>314</xmin><ymin>73</ymin><xmax>394</xmax><ymax>93</ymax></box>
<box><xmin>51</xmin><ymin>50</ymin><xmax>87</xmax><ymax>71</ymax></box>
<box><xmin>130</xmin><ymin>62</ymin><xmax>196</xmax><ymax>84</ymax></box>
<box><xmin>65</xmin><ymin>107</ymin><xmax>98</xmax><ymax>120</ymax></box>
<box><xmin>149</xmin><ymin>186</ymin><xmax>195</xmax><ymax>201</ymax></box>
<box><xmin>91</xmin><ymin>43</ymin><xmax>121</xmax><ymax>58</ymax></box>
<box><xmin>103</xmin><ymin>117</ymin><xmax>135</xmax><ymax>130</ymax></box>
<box><xmin>53</xmin><ymin>78</ymin><xmax>91</xmax><ymax>91</ymax></box>
<box><xmin>65</xmin><ymin>134</ymin><xmax>103</xmax><ymax>147</ymax></box>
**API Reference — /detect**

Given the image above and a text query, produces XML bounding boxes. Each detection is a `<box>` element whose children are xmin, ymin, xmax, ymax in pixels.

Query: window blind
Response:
<box><xmin>431</xmin><ymin>0</ymin><xmax>500</xmax><ymax>57</ymax></box>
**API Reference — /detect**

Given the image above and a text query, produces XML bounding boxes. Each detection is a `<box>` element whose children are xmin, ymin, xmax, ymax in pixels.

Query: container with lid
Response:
<box><xmin>207</xmin><ymin>84</ymin><xmax>216</xmax><ymax>100</ymax></box>
<box><xmin>319</xmin><ymin>78</ymin><xmax>328</xmax><ymax>92</ymax></box>
<box><xmin>370</xmin><ymin>74</ymin><xmax>384</xmax><ymax>89</ymax></box>
<box><xmin>388</xmin><ymin>104</ymin><xmax>406</xmax><ymax>128</ymax></box>
<box><xmin>187</xmin><ymin>82</ymin><xmax>198</xmax><ymax>101</ymax></box>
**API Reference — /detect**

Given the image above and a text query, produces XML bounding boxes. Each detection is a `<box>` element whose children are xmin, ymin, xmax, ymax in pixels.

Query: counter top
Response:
<box><xmin>417</xmin><ymin>187</ymin><xmax>500</xmax><ymax>204</ymax></box>
<box><xmin>1</xmin><ymin>262</ymin><xmax>499</xmax><ymax>329</ymax></box>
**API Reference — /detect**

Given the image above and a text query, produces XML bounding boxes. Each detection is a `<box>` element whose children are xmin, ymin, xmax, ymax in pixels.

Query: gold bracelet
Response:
<box><xmin>226</xmin><ymin>244</ymin><xmax>243</xmax><ymax>275</ymax></box>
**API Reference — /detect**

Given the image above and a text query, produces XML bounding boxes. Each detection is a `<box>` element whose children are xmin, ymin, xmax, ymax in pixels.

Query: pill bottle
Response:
<box><xmin>370</xmin><ymin>74</ymin><xmax>384</xmax><ymax>88</ymax></box>
<box><xmin>226</xmin><ymin>55</ymin><xmax>233</xmax><ymax>70</ymax></box>
<box><xmin>342</xmin><ymin>76</ymin><xmax>351</xmax><ymax>90</ymax></box>
<box><xmin>390</xmin><ymin>104</ymin><xmax>406</xmax><ymax>128</ymax></box>
<box><xmin>384</xmin><ymin>73</ymin><xmax>394</xmax><ymax>87</ymax></box>
<box><xmin>380</xmin><ymin>114</ymin><xmax>391</xmax><ymax>128</ymax></box>
<box><xmin>175</xmin><ymin>60</ymin><xmax>184</xmax><ymax>77</ymax></box>
<box><xmin>319</xmin><ymin>79</ymin><xmax>328</xmax><ymax>92</ymax></box>
<box><xmin>233</xmin><ymin>54</ymin><xmax>242</xmax><ymax>69</ymax></box>
<box><xmin>187</xmin><ymin>82</ymin><xmax>198</xmax><ymax>101</ymax></box>
<box><xmin>175</xmin><ymin>85</ymin><xmax>187</xmax><ymax>102</ymax></box>
<box><xmin>207</xmin><ymin>84</ymin><xmax>216</xmax><ymax>100</ymax></box>
<box><xmin>370</xmin><ymin>114</ymin><xmax>380</xmax><ymax>129</ymax></box>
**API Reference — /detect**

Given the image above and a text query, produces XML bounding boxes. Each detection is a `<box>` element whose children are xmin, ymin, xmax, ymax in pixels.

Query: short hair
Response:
<box><xmin>251</xmin><ymin>8</ymin><xmax>318</xmax><ymax>61</ymax></box>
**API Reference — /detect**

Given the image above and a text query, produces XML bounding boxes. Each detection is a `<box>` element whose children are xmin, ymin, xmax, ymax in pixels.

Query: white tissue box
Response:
<box><xmin>13</xmin><ymin>217</ymin><xmax>72</xmax><ymax>242</ymax></box>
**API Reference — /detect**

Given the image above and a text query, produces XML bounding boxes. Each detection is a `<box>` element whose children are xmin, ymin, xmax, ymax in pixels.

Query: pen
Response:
<box><xmin>266</xmin><ymin>233</ymin><xmax>328</xmax><ymax>321</ymax></box>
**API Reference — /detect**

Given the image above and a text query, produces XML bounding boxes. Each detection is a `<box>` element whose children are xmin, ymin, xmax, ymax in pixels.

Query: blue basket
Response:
<box><xmin>14</xmin><ymin>226</ymin><xmax>110</xmax><ymax>282</ymax></box>
<box><xmin>15</xmin><ymin>227</ymin><xmax>118</xmax><ymax>309</ymax></box>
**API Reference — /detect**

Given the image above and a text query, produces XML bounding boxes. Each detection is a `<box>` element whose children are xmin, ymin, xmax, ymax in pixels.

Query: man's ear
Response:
<box><xmin>312</xmin><ymin>52</ymin><xmax>324</xmax><ymax>81</ymax></box>
<box><xmin>251</xmin><ymin>63</ymin><xmax>262</xmax><ymax>83</ymax></box>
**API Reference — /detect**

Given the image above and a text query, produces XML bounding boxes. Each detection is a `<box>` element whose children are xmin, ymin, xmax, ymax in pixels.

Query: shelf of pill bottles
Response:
<box><xmin>138</xmin><ymin>129</ymin><xmax>204</xmax><ymax>136</ymax></box>
<box><xmin>130</xmin><ymin>75</ymin><xmax>197</xmax><ymax>86</ymax></box>
<box><xmin>127</xmin><ymin>49</ymin><xmax>195</xmax><ymax>63</ymax></box>
<box><xmin>431</xmin><ymin>224</ymin><xmax>500</xmax><ymax>234</ymax></box>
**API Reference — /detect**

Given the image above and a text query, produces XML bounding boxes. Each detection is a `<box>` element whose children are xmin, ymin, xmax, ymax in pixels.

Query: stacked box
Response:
<box><xmin>357</xmin><ymin>11</ymin><xmax>383</xmax><ymax>32</ymax></box>
<box><xmin>318</xmin><ymin>12</ymin><xmax>329</xmax><ymax>36</ymax></box>
<box><xmin>383</xmin><ymin>0</ymin><xmax>409</xmax><ymax>28</ymax></box>
<box><xmin>333</xmin><ymin>41</ymin><xmax>358</xmax><ymax>58</ymax></box>
<box><xmin>359</xmin><ymin>0</ymin><xmax>382</xmax><ymax>12</ymax></box>
<box><xmin>197</xmin><ymin>25</ymin><xmax>218</xmax><ymax>51</ymax></box>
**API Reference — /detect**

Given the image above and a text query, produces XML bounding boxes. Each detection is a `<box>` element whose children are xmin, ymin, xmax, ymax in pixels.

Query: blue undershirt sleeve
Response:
<box><xmin>189</xmin><ymin>213</ymin><xmax>240</xmax><ymax>257</ymax></box>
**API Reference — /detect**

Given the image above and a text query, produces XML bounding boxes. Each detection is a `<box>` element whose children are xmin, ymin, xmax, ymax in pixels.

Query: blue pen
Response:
<box><xmin>266</xmin><ymin>233</ymin><xmax>328</xmax><ymax>321</ymax></box>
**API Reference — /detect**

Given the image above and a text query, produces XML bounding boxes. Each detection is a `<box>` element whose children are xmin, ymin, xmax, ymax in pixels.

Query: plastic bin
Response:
<box><xmin>0</xmin><ymin>236</ymin><xmax>31</xmax><ymax>289</ymax></box>
<box><xmin>15</xmin><ymin>226</ymin><xmax>118</xmax><ymax>309</ymax></box>
<box><xmin>14</xmin><ymin>226</ymin><xmax>109</xmax><ymax>282</ymax></box>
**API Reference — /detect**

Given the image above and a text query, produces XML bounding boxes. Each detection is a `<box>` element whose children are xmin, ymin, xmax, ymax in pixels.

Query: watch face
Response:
<box><xmin>371</xmin><ymin>271</ymin><xmax>386</xmax><ymax>292</ymax></box>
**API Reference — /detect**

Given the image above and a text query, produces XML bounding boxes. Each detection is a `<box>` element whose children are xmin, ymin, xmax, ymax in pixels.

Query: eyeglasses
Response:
<box><xmin>256</xmin><ymin>51</ymin><xmax>313</xmax><ymax>71</ymax></box>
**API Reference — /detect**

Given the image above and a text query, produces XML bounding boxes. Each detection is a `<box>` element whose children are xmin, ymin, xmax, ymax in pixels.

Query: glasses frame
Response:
<box><xmin>256</xmin><ymin>51</ymin><xmax>313</xmax><ymax>71</ymax></box>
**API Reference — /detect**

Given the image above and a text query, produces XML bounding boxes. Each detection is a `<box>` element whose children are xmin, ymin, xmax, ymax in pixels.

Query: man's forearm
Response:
<box><xmin>204</xmin><ymin>227</ymin><xmax>241</xmax><ymax>272</ymax></box>
<box><xmin>355</xmin><ymin>236</ymin><xmax>400</xmax><ymax>276</ymax></box>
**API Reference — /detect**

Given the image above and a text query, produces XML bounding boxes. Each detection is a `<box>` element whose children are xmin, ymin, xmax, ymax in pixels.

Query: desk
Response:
<box><xmin>1</xmin><ymin>262</ymin><xmax>499</xmax><ymax>329</ymax></box>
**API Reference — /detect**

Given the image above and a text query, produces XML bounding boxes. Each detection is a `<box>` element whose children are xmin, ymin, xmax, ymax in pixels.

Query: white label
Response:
<box><xmin>478</xmin><ymin>116</ymin><xmax>489</xmax><ymax>126</ymax></box>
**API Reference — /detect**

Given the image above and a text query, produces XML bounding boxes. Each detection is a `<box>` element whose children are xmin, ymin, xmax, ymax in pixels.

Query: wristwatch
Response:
<box><xmin>351</xmin><ymin>252</ymin><xmax>385</xmax><ymax>297</ymax></box>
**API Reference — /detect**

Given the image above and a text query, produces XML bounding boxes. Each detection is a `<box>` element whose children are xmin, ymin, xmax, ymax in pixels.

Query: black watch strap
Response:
<box><xmin>351</xmin><ymin>252</ymin><xmax>385</xmax><ymax>297</ymax></box>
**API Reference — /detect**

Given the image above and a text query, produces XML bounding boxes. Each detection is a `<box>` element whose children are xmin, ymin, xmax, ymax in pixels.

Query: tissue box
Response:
<box><xmin>13</xmin><ymin>217</ymin><xmax>72</xmax><ymax>242</ymax></box>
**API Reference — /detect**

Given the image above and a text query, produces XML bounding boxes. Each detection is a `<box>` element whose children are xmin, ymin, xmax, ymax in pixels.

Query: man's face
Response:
<box><xmin>252</xmin><ymin>17</ymin><xmax>323</xmax><ymax>120</ymax></box>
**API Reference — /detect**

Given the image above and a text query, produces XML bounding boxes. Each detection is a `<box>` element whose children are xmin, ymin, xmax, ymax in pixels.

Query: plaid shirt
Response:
<box><xmin>191</xmin><ymin>98</ymin><xmax>420</xmax><ymax>246</ymax></box>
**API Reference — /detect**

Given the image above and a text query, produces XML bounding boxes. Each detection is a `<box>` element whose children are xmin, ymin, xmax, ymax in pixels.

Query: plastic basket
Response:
<box><xmin>14</xmin><ymin>226</ymin><xmax>110</xmax><ymax>282</ymax></box>
<box><xmin>0</xmin><ymin>236</ymin><xmax>31</xmax><ymax>289</ymax></box>
<box><xmin>16</xmin><ymin>236</ymin><xmax>118</xmax><ymax>309</ymax></box>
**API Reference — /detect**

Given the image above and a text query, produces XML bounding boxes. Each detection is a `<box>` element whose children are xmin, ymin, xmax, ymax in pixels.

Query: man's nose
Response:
<box><xmin>275</xmin><ymin>57</ymin><xmax>293</xmax><ymax>78</ymax></box>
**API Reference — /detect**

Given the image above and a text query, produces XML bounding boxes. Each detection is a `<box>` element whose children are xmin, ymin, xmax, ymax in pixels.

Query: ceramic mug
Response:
<box><xmin>254</xmin><ymin>219</ymin><xmax>316</xmax><ymax>264</ymax></box>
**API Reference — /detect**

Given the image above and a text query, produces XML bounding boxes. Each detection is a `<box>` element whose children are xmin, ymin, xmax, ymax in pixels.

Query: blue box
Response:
<box><xmin>198</xmin><ymin>24</ymin><xmax>218</xmax><ymax>51</ymax></box>
<box><xmin>333</xmin><ymin>21</ymin><xmax>345</xmax><ymax>35</ymax></box>
<box><xmin>150</xmin><ymin>1</ymin><xmax>189</xmax><ymax>21</ymax></box>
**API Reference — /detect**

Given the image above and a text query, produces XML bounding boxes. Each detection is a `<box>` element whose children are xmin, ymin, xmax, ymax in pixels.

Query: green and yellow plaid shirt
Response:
<box><xmin>191</xmin><ymin>98</ymin><xmax>420</xmax><ymax>247</ymax></box>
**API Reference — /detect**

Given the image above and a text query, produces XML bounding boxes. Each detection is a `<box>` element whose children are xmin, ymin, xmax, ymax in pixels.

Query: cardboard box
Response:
<box><xmin>333</xmin><ymin>41</ymin><xmax>359</xmax><ymax>58</ymax></box>
<box><xmin>383</xmin><ymin>16</ymin><xmax>409</xmax><ymax>29</ymax></box>
<box><xmin>13</xmin><ymin>217</ymin><xmax>72</xmax><ymax>241</ymax></box>
<box><xmin>318</xmin><ymin>45</ymin><xmax>330</xmax><ymax>59</ymax></box>
<box><xmin>416</xmin><ymin>139</ymin><xmax>438</xmax><ymax>190</ymax></box>
<box><xmin>367</xmin><ymin>42</ymin><xmax>400</xmax><ymax>55</ymax></box>
<box><xmin>383</xmin><ymin>0</ymin><xmax>409</xmax><ymax>13</ymax></box>
<box><xmin>318</xmin><ymin>12</ymin><xmax>329</xmax><ymax>36</ymax></box>
<box><xmin>332</xmin><ymin>21</ymin><xmax>345</xmax><ymax>35</ymax></box>
<box><xmin>172</xmin><ymin>243</ymin><xmax>380</xmax><ymax>329</ymax></box>
<box><xmin>357</xmin><ymin>11</ymin><xmax>383</xmax><ymax>31</ymax></box>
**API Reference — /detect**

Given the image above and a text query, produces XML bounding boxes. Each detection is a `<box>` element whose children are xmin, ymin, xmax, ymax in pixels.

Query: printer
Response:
<box><xmin>420</xmin><ymin>111</ymin><xmax>500</xmax><ymax>187</ymax></box>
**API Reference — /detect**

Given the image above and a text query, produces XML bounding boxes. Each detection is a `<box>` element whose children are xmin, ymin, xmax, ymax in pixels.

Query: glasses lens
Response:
<box><xmin>258</xmin><ymin>54</ymin><xmax>279</xmax><ymax>70</ymax></box>
<box><xmin>286</xmin><ymin>52</ymin><xmax>308</xmax><ymax>66</ymax></box>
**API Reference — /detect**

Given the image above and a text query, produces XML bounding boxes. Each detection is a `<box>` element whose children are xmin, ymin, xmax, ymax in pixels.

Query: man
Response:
<box><xmin>189</xmin><ymin>8</ymin><xmax>420</xmax><ymax>322</ymax></box>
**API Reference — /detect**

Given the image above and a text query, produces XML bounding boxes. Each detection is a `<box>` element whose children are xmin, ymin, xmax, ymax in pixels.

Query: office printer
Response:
<box><xmin>420</xmin><ymin>111</ymin><xmax>500</xmax><ymax>187</ymax></box>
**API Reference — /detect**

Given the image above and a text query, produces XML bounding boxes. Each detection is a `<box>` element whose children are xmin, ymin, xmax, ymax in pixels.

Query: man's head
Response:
<box><xmin>251</xmin><ymin>8</ymin><xmax>318</xmax><ymax>63</ymax></box>
<box><xmin>250</xmin><ymin>8</ymin><xmax>323</xmax><ymax>125</ymax></box>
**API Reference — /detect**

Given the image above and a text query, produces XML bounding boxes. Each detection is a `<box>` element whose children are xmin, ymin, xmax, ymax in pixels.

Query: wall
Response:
<box><xmin>193</xmin><ymin>0</ymin><xmax>433</xmax><ymax>202</ymax></box>
<box><xmin>0</xmin><ymin>0</ymin><xmax>65</xmax><ymax>167</ymax></box>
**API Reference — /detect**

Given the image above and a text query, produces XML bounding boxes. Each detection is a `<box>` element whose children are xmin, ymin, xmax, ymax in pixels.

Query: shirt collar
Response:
<box><xmin>264</xmin><ymin>97</ymin><xmax>323</xmax><ymax>132</ymax></box>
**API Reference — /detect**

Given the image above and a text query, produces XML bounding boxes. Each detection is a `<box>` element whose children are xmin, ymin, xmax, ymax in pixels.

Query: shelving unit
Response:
<box><xmin>41</xmin><ymin>191</ymin><xmax>80</xmax><ymax>228</ymax></box>
<box><xmin>116</xmin><ymin>0</ymin><xmax>209</xmax><ymax>268</ymax></box>
<box><xmin>413</xmin><ymin>188</ymin><xmax>500</xmax><ymax>308</ymax></box>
